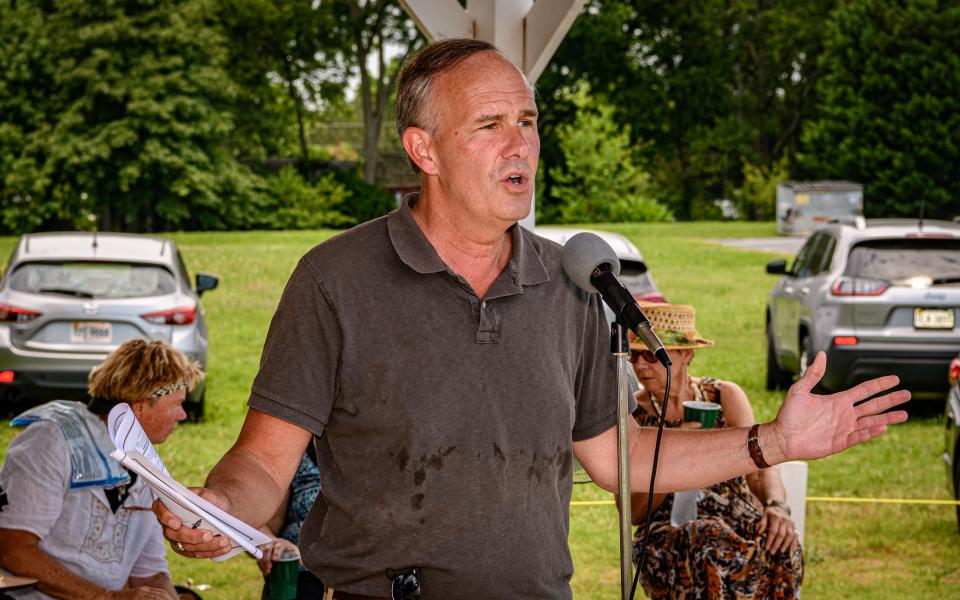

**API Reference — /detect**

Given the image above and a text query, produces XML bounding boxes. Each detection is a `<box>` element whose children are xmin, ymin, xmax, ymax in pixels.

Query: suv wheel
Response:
<box><xmin>766</xmin><ymin>327</ymin><xmax>792</xmax><ymax>390</ymax></box>
<box><xmin>186</xmin><ymin>390</ymin><xmax>205</xmax><ymax>423</ymax></box>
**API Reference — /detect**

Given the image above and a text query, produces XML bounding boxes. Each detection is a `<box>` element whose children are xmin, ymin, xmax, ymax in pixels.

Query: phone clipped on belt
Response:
<box><xmin>387</xmin><ymin>567</ymin><xmax>421</xmax><ymax>600</ymax></box>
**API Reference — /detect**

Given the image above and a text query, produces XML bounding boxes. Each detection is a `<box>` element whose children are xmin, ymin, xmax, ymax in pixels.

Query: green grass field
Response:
<box><xmin>1</xmin><ymin>223</ymin><xmax>958</xmax><ymax>599</ymax></box>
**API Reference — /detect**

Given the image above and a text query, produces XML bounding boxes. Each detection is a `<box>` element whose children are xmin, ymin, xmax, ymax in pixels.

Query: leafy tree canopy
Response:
<box><xmin>799</xmin><ymin>0</ymin><xmax>960</xmax><ymax>219</ymax></box>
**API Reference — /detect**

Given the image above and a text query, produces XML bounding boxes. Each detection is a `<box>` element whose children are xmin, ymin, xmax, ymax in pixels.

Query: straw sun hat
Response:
<box><xmin>629</xmin><ymin>302</ymin><xmax>714</xmax><ymax>351</ymax></box>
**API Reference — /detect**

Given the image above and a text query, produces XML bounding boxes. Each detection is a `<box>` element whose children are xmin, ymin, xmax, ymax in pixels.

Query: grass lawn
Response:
<box><xmin>1</xmin><ymin>222</ymin><xmax>958</xmax><ymax>599</ymax></box>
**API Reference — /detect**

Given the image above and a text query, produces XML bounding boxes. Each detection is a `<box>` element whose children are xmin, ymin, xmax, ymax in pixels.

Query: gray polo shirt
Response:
<box><xmin>249</xmin><ymin>196</ymin><xmax>618</xmax><ymax>599</ymax></box>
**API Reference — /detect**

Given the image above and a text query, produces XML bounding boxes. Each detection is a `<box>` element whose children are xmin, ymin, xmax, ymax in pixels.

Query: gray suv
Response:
<box><xmin>0</xmin><ymin>232</ymin><xmax>218</xmax><ymax>418</ymax></box>
<box><xmin>765</xmin><ymin>219</ymin><xmax>960</xmax><ymax>395</ymax></box>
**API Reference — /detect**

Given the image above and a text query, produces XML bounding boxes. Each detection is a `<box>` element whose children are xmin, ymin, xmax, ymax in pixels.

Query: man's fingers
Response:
<box><xmin>846</xmin><ymin>423</ymin><xmax>889</xmax><ymax>448</ymax></box>
<box><xmin>793</xmin><ymin>351</ymin><xmax>827</xmax><ymax>393</ymax></box>
<box><xmin>854</xmin><ymin>389</ymin><xmax>911</xmax><ymax>417</ymax></box>
<box><xmin>832</xmin><ymin>374</ymin><xmax>902</xmax><ymax>406</ymax></box>
<box><xmin>757</xmin><ymin>511</ymin><xmax>768</xmax><ymax>534</ymax></box>
<box><xmin>179</xmin><ymin>546</ymin><xmax>235</xmax><ymax>559</ymax></box>
<box><xmin>151</xmin><ymin>498</ymin><xmax>181</xmax><ymax>530</ymax></box>
<box><xmin>162</xmin><ymin>524</ymin><xmax>216</xmax><ymax>544</ymax></box>
<box><xmin>856</xmin><ymin>410</ymin><xmax>909</xmax><ymax>432</ymax></box>
<box><xmin>169</xmin><ymin>534</ymin><xmax>234</xmax><ymax>558</ymax></box>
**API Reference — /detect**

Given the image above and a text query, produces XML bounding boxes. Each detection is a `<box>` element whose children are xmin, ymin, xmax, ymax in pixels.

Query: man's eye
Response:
<box><xmin>519</xmin><ymin>119</ymin><xmax>536</xmax><ymax>128</ymax></box>
<box><xmin>481</xmin><ymin>123</ymin><xmax>498</xmax><ymax>129</ymax></box>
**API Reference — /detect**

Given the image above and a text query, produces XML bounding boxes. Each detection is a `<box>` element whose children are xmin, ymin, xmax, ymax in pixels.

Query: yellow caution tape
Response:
<box><xmin>805</xmin><ymin>496</ymin><xmax>960</xmax><ymax>506</ymax></box>
<box><xmin>571</xmin><ymin>497</ymin><xmax>960</xmax><ymax>507</ymax></box>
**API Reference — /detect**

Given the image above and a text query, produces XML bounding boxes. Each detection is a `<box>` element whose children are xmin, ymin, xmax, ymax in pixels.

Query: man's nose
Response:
<box><xmin>175</xmin><ymin>405</ymin><xmax>187</xmax><ymax>422</ymax></box>
<box><xmin>502</xmin><ymin>124</ymin><xmax>534</xmax><ymax>159</ymax></box>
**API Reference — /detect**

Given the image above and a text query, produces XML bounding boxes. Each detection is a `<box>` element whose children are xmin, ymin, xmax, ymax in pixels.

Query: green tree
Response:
<box><xmin>263</xmin><ymin>166</ymin><xmax>353</xmax><ymax>229</ymax></box>
<box><xmin>0</xmin><ymin>0</ymin><xmax>259</xmax><ymax>232</ymax></box>
<box><xmin>219</xmin><ymin>0</ymin><xmax>347</xmax><ymax>163</ymax></box>
<box><xmin>329</xmin><ymin>0</ymin><xmax>422</xmax><ymax>183</ymax></box>
<box><xmin>538</xmin><ymin>0</ymin><xmax>833</xmax><ymax>219</ymax></box>
<box><xmin>799</xmin><ymin>0</ymin><xmax>960</xmax><ymax>219</ymax></box>
<box><xmin>546</xmin><ymin>84</ymin><xmax>671</xmax><ymax>224</ymax></box>
<box><xmin>0</xmin><ymin>0</ymin><xmax>59</xmax><ymax>232</ymax></box>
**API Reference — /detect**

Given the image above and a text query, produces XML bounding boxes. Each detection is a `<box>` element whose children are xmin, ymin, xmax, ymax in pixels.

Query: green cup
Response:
<box><xmin>682</xmin><ymin>401</ymin><xmax>721</xmax><ymax>429</ymax></box>
<box><xmin>268</xmin><ymin>549</ymin><xmax>300</xmax><ymax>600</ymax></box>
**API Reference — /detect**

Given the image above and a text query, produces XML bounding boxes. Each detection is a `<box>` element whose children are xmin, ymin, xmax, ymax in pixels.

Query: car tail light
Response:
<box><xmin>0</xmin><ymin>370</ymin><xmax>13</xmax><ymax>383</ymax></box>
<box><xmin>833</xmin><ymin>336</ymin><xmax>859</xmax><ymax>346</ymax></box>
<box><xmin>0</xmin><ymin>303</ymin><xmax>42</xmax><ymax>322</ymax></box>
<box><xmin>950</xmin><ymin>358</ymin><xmax>960</xmax><ymax>386</ymax></box>
<box><xmin>831</xmin><ymin>277</ymin><xmax>890</xmax><ymax>296</ymax></box>
<box><xmin>141</xmin><ymin>306</ymin><xmax>196</xmax><ymax>325</ymax></box>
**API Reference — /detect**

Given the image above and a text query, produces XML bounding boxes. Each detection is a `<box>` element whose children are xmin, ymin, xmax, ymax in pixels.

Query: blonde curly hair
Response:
<box><xmin>88</xmin><ymin>339</ymin><xmax>203</xmax><ymax>406</ymax></box>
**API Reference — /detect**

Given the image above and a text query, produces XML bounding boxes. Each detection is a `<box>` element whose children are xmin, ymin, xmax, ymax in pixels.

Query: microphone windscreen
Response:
<box><xmin>560</xmin><ymin>232</ymin><xmax>621</xmax><ymax>293</ymax></box>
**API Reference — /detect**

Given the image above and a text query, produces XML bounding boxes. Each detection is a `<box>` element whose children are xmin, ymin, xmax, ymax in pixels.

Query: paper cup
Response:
<box><xmin>268</xmin><ymin>549</ymin><xmax>300</xmax><ymax>600</ymax></box>
<box><xmin>682</xmin><ymin>401</ymin><xmax>721</xmax><ymax>429</ymax></box>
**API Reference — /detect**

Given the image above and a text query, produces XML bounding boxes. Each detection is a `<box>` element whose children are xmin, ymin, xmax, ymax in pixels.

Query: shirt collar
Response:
<box><xmin>387</xmin><ymin>193</ymin><xmax>550</xmax><ymax>287</ymax></box>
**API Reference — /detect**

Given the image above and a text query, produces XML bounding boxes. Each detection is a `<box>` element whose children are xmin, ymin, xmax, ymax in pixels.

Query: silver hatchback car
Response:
<box><xmin>765</xmin><ymin>219</ymin><xmax>960</xmax><ymax>396</ymax></box>
<box><xmin>0</xmin><ymin>232</ymin><xmax>218</xmax><ymax>418</ymax></box>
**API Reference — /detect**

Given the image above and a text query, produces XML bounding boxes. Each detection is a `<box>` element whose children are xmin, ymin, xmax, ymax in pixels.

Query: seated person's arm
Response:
<box><xmin>719</xmin><ymin>381</ymin><xmax>790</xmax><ymax>507</ymax></box>
<box><xmin>0</xmin><ymin>422</ymin><xmax>166</xmax><ymax>599</ymax></box>
<box><xmin>127</xmin><ymin>572</ymin><xmax>177</xmax><ymax>599</ymax></box>
<box><xmin>126</xmin><ymin>515</ymin><xmax>178</xmax><ymax>599</ymax></box>
<box><xmin>0</xmin><ymin>529</ymin><xmax>167</xmax><ymax>599</ymax></box>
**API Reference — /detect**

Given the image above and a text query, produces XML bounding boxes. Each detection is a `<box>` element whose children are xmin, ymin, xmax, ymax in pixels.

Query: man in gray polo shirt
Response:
<box><xmin>156</xmin><ymin>40</ymin><xmax>909</xmax><ymax>599</ymax></box>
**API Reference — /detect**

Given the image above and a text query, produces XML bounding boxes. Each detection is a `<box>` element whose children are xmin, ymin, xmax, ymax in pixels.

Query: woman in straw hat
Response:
<box><xmin>627</xmin><ymin>302</ymin><xmax>803</xmax><ymax>599</ymax></box>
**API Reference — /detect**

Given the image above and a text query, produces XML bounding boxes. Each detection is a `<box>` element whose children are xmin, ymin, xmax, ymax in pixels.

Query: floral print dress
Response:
<box><xmin>632</xmin><ymin>378</ymin><xmax>804</xmax><ymax>599</ymax></box>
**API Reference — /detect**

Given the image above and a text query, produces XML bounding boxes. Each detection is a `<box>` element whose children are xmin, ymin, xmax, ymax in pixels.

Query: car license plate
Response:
<box><xmin>71</xmin><ymin>321</ymin><xmax>112</xmax><ymax>343</ymax></box>
<box><xmin>913</xmin><ymin>308</ymin><xmax>955</xmax><ymax>330</ymax></box>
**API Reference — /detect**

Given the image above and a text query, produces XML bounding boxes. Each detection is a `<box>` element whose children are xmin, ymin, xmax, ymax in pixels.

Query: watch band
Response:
<box><xmin>748</xmin><ymin>423</ymin><xmax>771</xmax><ymax>469</ymax></box>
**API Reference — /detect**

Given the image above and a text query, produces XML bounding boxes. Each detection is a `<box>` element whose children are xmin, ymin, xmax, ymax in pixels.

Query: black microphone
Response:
<box><xmin>561</xmin><ymin>232</ymin><xmax>671</xmax><ymax>367</ymax></box>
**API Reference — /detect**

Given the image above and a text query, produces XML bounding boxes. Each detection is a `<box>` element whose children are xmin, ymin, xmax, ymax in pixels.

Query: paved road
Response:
<box><xmin>709</xmin><ymin>237</ymin><xmax>804</xmax><ymax>255</ymax></box>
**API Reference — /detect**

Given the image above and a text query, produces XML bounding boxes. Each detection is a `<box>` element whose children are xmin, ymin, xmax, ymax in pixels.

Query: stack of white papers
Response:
<box><xmin>108</xmin><ymin>403</ymin><xmax>270</xmax><ymax>561</ymax></box>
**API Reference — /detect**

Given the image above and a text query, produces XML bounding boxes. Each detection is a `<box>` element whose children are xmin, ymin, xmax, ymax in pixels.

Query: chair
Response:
<box><xmin>779</xmin><ymin>461</ymin><xmax>808</xmax><ymax>545</ymax></box>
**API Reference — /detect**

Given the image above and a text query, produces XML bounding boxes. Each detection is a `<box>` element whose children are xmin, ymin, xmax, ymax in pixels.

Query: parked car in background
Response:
<box><xmin>944</xmin><ymin>354</ymin><xmax>960</xmax><ymax>532</ymax></box>
<box><xmin>765</xmin><ymin>219</ymin><xmax>960</xmax><ymax>396</ymax></box>
<box><xmin>533</xmin><ymin>226</ymin><xmax>664</xmax><ymax>302</ymax></box>
<box><xmin>0</xmin><ymin>232</ymin><xmax>218</xmax><ymax>419</ymax></box>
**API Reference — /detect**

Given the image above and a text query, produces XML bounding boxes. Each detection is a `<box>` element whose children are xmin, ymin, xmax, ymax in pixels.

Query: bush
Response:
<box><xmin>263</xmin><ymin>167</ymin><xmax>353</xmax><ymax>229</ymax></box>
<box><xmin>327</xmin><ymin>168</ymin><xmax>398</xmax><ymax>224</ymax></box>
<box><xmin>547</xmin><ymin>84</ymin><xmax>672</xmax><ymax>223</ymax></box>
<box><xmin>735</xmin><ymin>156</ymin><xmax>789</xmax><ymax>221</ymax></box>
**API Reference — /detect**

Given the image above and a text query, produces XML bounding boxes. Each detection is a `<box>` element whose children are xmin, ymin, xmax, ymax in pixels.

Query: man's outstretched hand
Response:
<box><xmin>769</xmin><ymin>351</ymin><xmax>909</xmax><ymax>462</ymax></box>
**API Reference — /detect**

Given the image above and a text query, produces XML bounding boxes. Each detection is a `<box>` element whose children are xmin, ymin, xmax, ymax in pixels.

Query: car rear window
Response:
<box><xmin>844</xmin><ymin>239</ymin><xmax>960</xmax><ymax>285</ymax></box>
<box><xmin>9</xmin><ymin>261</ymin><xmax>177</xmax><ymax>298</ymax></box>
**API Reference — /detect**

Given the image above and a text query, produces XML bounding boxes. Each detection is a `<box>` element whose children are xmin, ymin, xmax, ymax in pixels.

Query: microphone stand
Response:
<box><xmin>610</xmin><ymin>320</ymin><xmax>633</xmax><ymax>600</ymax></box>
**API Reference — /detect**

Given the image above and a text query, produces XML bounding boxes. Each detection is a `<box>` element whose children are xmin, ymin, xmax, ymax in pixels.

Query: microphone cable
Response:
<box><xmin>629</xmin><ymin>364</ymin><xmax>671</xmax><ymax>600</ymax></box>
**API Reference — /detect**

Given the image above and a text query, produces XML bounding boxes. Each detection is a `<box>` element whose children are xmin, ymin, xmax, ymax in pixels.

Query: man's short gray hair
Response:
<box><xmin>395</xmin><ymin>38</ymin><xmax>501</xmax><ymax>173</ymax></box>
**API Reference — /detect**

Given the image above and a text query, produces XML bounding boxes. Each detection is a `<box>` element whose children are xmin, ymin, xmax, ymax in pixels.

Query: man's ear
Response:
<box><xmin>401</xmin><ymin>127</ymin><xmax>440</xmax><ymax>175</ymax></box>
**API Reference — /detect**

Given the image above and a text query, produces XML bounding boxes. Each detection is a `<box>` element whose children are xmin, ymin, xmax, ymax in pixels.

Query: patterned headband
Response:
<box><xmin>148</xmin><ymin>381</ymin><xmax>190</xmax><ymax>398</ymax></box>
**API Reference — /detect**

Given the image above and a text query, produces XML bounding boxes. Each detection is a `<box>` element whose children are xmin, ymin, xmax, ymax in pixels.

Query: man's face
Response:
<box><xmin>133</xmin><ymin>389</ymin><xmax>187</xmax><ymax>444</ymax></box>
<box><xmin>430</xmin><ymin>52</ymin><xmax>540</xmax><ymax>229</ymax></box>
